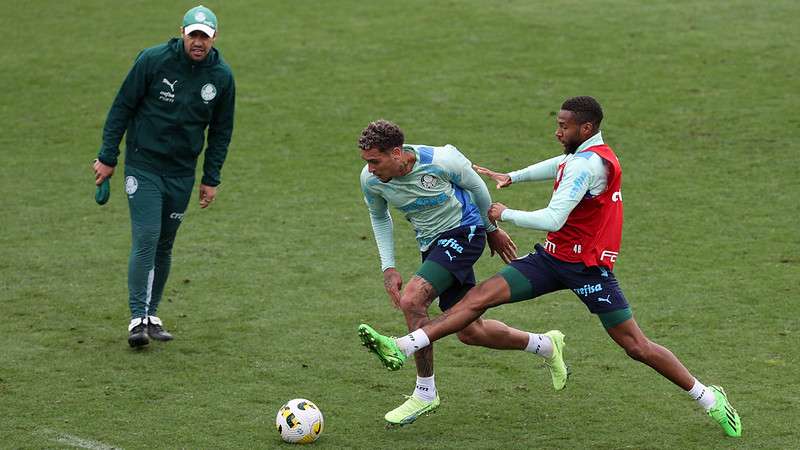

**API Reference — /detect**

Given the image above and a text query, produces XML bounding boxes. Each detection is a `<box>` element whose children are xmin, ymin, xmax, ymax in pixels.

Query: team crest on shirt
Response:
<box><xmin>200</xmin><ymin>83</ymin><xmax>217</xmax><ymax>103</ymax></box>
<box><xmin>125</xmin><ymin>176</ymin><xmax>138</xmax><ymax>195</ymax></box>
<box><xmin>419</xmin><ymin>174</ymin><xmax>441</xmax><ymax>190</ymax></box>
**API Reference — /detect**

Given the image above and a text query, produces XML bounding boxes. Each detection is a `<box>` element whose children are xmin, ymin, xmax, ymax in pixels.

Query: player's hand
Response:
<box><xmin>383</xmin><ymin>268</ymin><xmax>403</xmax><ymax>309</ymax></box>
<box><xmin>488</xmin><ymin>202</ymin><xmax>508</xmax><ymax>222</ymax></box>
<box><xmin>199</xmin><ymin>184</ymin><xmax>217</xmax><ymax>209</ymax></box>
<box><xmin>92</xmin><ymin>159</ymin><xmax>114</xmax><ymax>186</ymax></box>
<box><xmin>473</xmin><ymin>164</ymin><xmax>512</xmax><ymax>189</ymax></box>
<box><xmin>487</xmin><ymin>227</ymin><xmax>517</xmax><ymax>263</ymax></box>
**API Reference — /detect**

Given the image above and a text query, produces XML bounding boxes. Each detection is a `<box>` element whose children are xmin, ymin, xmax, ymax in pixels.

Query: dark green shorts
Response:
<box><xmin>498</xmin><ymin>244</ymin><xmax>633</xmax><ymax>329</ymax></box>
<box><xmin>415</xmin><ymin>225</ymin><xmax>486</xmax><ymax>311</ymax></box>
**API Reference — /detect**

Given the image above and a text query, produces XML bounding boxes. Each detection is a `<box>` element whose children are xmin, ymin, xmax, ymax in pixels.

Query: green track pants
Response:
<box><xmin>124</xmin><ymin>166</ymin><xmax>194</xmax><ymax>319</ymax></box>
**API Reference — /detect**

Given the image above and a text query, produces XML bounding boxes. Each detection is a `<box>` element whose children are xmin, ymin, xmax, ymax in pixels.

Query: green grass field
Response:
<box><xmin>2</xmin><ymin>0</ymin><xmax>798</xmax><ymax>448</ymax></box>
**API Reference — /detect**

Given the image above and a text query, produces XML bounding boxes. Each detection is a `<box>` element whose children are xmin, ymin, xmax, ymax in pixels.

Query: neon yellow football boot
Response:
<box><xmin>543</xmin><ymin>330</ymin><xmax>569</xmax><ymax>391</ymax></box>
<box><xmin>385</xmin><ymin>394</ymin><xmax>441</xmax><ymax>425</ymax></box>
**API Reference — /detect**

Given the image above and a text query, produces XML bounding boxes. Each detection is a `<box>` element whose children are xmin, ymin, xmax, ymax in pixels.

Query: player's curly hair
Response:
<box><xmin>358</xmin><ymin>119</ymin><xmax>405</xmax><ymax>152</ymax></box>
<box><xmin>561</xmin><ymin>96</ymin><xmax>603</xmax><ymax>130</ymax></box>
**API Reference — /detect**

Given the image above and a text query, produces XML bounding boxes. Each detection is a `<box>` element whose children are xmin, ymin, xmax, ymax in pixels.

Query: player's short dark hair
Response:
<box><xmin>561</xmin><ymin>96</ymin><xmax>603</xmax><ymax>129</ymax></box>
<box><xmin>358</xmin><ymin>119</ymin><xmax>404</xmax><ymax>152</ymax></box>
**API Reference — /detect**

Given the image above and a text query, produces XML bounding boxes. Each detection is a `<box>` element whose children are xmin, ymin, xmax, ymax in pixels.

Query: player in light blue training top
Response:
<box><xmin>357</xmin><ymin>119</ymin><xmax>568</xmax><ymax>426</ymax></box>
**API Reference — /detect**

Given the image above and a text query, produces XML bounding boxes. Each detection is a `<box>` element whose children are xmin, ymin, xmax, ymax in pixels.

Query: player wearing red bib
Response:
<box><xmin>544</xmin><ymin>143</ymin><xmax>623</xmax><ymax>269</ymax></box>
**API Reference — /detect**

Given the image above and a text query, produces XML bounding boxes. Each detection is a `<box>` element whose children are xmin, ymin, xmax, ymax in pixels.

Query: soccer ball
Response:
<box><xmin>275</xmin><ymin>398</ymin><xmax>324</xmax><ymax>444</ymax></box>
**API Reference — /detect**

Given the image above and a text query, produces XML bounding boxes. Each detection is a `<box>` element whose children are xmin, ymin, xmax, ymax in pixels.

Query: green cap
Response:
<box><xmin>182</xmin><ymin>5</ymin><xmax>217</xmax><ymax>37</ymax></box>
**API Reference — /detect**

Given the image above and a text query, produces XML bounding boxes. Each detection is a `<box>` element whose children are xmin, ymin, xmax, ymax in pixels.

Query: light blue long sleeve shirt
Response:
<box><xmin>501</xmin><ymin>132</ymin><xmax>609</xmax><ymax>231</ymax></box>
<box><xmin>361</xmin><ymin>144</ymin><xmax>496</xmax><ymax>271</ymax></box>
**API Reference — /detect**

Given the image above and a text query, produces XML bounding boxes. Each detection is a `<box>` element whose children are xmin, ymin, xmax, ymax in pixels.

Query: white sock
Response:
<box><xmin>128</xmin><ymin>317</ymin><xmax>144</xmax><ymax>331</ymax></box>
<box><xmin>687</xmin><ymin>378</ymin><xmax>716</xmax><ymax>411</ymax></box>
<box><xmin>396</xmin><ymin>329</ymin><xmax>431</xmax><ymax>357</ymax></box>
<box><xmin>525</xmin><ymin>333</ymin><xmax>554</xmax><ymax>358</ymax></box>
<box><xmin>413</xmin><ymin>375</ymin><xmax>437</xmax><ymax>402</ymax></box>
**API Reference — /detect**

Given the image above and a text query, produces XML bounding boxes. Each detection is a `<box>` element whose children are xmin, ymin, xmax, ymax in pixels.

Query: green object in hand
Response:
<box><xmin>95</xmin><ymin>177</ymin><xmax>110</xmax><ymax>205</ymax></box>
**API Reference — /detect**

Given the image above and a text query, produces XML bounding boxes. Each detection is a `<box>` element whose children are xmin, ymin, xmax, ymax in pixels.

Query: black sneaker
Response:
<box><xmin>146</xmin><ymin>316</ymin><xmax>173</xmax><ymax>341</ymax></box>
<box><xmin>128</xmin><ymin>318</ymin><xmax>149</xmax><ymax>347</ymax></box>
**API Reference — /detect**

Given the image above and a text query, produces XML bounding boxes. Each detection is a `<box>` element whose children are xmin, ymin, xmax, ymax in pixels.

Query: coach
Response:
<box><xmin>93</xmin><ymin>5</ymin><xmax>235</xmax><ymax>347</ymax></box>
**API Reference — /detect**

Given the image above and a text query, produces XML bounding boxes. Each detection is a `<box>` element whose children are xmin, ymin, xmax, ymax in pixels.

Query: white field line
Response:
<box><xmin>36</xmin><ymin>428</ymin><xmax>122</xmax><ymax>450</ymax></box>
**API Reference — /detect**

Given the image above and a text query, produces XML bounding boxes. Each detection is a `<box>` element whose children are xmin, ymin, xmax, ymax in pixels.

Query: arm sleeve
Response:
<box><xmin>201</xmin><ymin>73</ymin><xmax>236</xmax><ymax>186</ymax></box>
<box><xmin>500</xmin><ymin>157</ymin><xmax>592</xmax><ymax>231</ymax></box>
<box><xmin>508</xmin><ymin>155</ymin><xmax>562</xmax><ymax>183</ymax></box>
<box><xmin>97</xmin><ymin>51</ymin><xmax>150</xmax><ymax>166</ymax></box>
<box><xmin>445</xmin><ymin>148</ymin><xmax>498</xmax><ymax>232</ymax></box>
<box><xmin>362</xmin><ymin>181</ymin><xmax>396</xmax><ymax>272</ymax></box>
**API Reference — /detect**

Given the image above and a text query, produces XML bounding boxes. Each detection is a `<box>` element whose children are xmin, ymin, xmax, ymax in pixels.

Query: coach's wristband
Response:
<box><xmin>95</xmin><ymin>177</ymin><xmax>110</xmax><ymax>205</ymax></box>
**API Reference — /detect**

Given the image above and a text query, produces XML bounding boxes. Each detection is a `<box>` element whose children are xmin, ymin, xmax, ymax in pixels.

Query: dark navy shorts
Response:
<box><xmin>499</xmin><ymin>244</ymin><xmax>629</xmax><ymax>315</ymax></box>
<box><xmin>417</xmin><ymin>225</ymin><xmax>486</xmax><ymax>311</ymax></box>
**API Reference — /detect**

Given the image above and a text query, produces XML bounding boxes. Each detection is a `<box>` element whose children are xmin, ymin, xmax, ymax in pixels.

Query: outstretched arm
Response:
<box><xmin>500</xmin><ymin>156</ymin><xmax>593</xmax><ymax>231</ymax></box>
<box><xmin>472</xmin><ymin>164</ymin><xmax>512</xmax><ymax>189</ymax></box>
<box><xmin>507</xmin><ymin>155</ymin><xmax>563</xmax><ymax>184</ymax></box>
<box><xmin>473</xmin><ymin>155</ymin><xmax>563</xmax><ymax>189</ymax></box>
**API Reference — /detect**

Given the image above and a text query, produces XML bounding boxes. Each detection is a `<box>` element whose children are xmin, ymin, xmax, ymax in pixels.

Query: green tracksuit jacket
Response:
<box><xmin>98</xmin><ymin>38</ymin><xmax>235</xmax><ymax>186</ymax></box>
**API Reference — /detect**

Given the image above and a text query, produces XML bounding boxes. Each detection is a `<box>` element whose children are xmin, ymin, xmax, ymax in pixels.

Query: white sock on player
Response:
<box><xmin>687</xmin><ymin>378</ymin><xmax>717</xmax><ymax>411</ymax></box>
<box><xmin>413</xmin><ymin>375</ymin><xmax>437</xmax><ymax>402</ymax></box>
<box><xmin>525</xmin><ymin>332</ymin><xmax>554</xmax><ymax>358</ymax></box>
<box><xmin>396</xmin><ymin>329</ymin><xmax>430</xmax><ymax>357</ymax></box>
